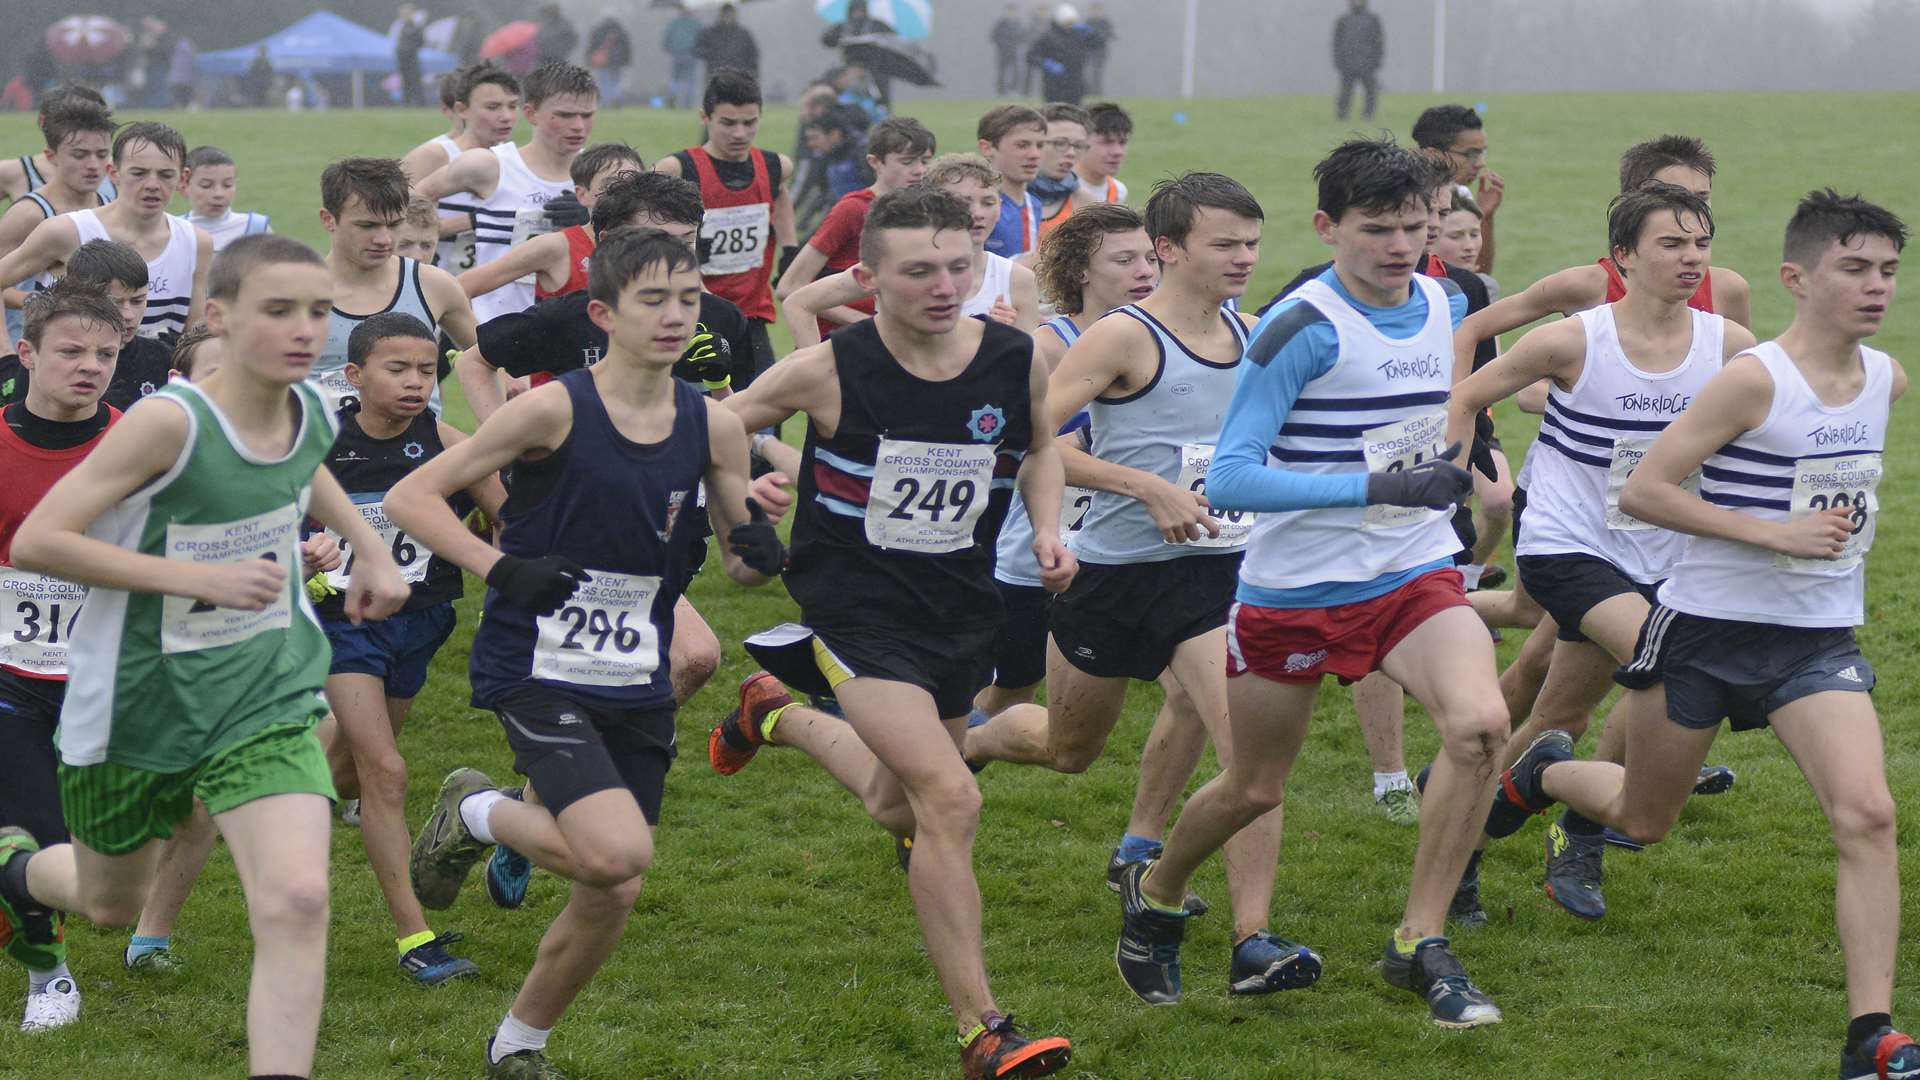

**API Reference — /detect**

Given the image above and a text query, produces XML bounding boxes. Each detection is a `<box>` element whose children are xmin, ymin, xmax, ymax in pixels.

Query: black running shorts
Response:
<box><xmin>1615</xmin><ymin>606</ymin><xmax>1874</xmax><ymax>732</ymax></box>
<box><xmin>990</xmin><ymin>581</ymin><xmax>1051</xmax><ymax>690</ymax></box>
<box><xmin>812</xmin><ymin>622</ymin><xmax>999</xmax><ymax>721</ymax></box>
<box><xmin>493</xmin><ymin>684</ymin><xmax>677</xmax><ymax>823</ymax></box>
<box><xmin>1517</xmin><ymin>553</ymin><xmax>1660</xmax><ymax>644</ymax></box>
<box><xmin>1049</xmin><ymin>553</ymin><xmax>1241</xmax><ymax>681</ymax></box>
<box><xmin>0</xmin><ymin>671</ymin><xmax>67</xmax><ymax>846</ymax></box>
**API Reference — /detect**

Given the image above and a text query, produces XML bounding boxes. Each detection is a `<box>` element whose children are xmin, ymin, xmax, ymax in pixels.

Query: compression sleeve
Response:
<box><xmin>1206</xmin><ymin>302</ymin><xmax>1370</xmax><ymax>513</ymax></box>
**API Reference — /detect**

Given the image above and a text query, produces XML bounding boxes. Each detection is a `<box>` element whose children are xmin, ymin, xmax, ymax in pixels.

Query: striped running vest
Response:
<box><xmin>469</xmin><ymin>143</ymin><xmax>574</xmax><ymax>322</ymax></box>
<box><xmin>69</xmin><ymin>208</ymin><xmax>196</xmax><ymax>340</ymax></box>
<box><xmin>993</xmin><ymin>314</ymin><xmax>1092</xmax><ymax>587</ymax></box>
<box><xmin>314</xmin><ymin>257</ymin><xmax>442</xmax><ymax>412</ymax></box>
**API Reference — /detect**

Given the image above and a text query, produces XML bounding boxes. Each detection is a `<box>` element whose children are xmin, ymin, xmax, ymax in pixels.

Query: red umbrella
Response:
<box><xmin>479</xmin><ymin>20</ymin><xmax>540</xmax><ymax>74</ymax></box>
<box><xmin>45</xmin><ymin>15</ymin><xmax>130</xmax><ymax>67</ymax></box>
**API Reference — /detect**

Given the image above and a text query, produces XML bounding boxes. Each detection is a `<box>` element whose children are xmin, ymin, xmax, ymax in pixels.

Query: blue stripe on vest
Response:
<box><xmin>1269</xmin><ymin>445</ymin><xmax>1366</xmax><ymax>463</ymax></box>
<box><xmin>1540</xmin><ymin>411</ymin><xmax>1614</xmax><ymax>449</ymax></box>
<box><xmin>1544</xmin><ymin>396</ymin><xmax>1673</xmax><ymax>433</ymax></box>
<box><xmin>1536</xmin><ymin>432</ymin><xmax>1612</xmax><ymax>469</ymax></box>
<box><xmin>1291</xmin><ymin>390</ymin><xmax>1449</xmax><ymax>412</ymax></box>
<box><xmin>1701</xmin><ymin>463</ymin><xmax>1792</xmax><ymax>489</ymax></box>
<box><xmin>1277</xmin><ymin>420</ymin><xmax>1376</xmax><ymax>439</ymax></box>
<box><xmin>1703</xmin><ymin>490</ymin><xmax>1790</xmax><ymax>511</ymax></box>
<box><xmin>1711</xmin><ymin>443</ymin><xmax>1797</xmax><ymax>467</ymax></box>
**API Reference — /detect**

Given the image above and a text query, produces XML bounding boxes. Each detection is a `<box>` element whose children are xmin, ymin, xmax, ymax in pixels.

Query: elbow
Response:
<box><xmin>1617</xmin><ymin>478</ymin><xmax>1658</xmax><ymax>523</ymax></box>
<box><xmin>9</xmin><ymin>528</ymin><xmax>48</xmax><ymax>575</ymax></box>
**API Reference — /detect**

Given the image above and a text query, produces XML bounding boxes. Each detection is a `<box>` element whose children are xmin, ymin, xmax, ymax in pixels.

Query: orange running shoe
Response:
<box><xmin>708</xmin><ymin>671</ymin><xmax>793</xmax><ymax>775</ymax></box>
<box><xmin>961</xmin><ymin>1013</ymin><xmax>1072</xmax><ymax>1079</ymax></box>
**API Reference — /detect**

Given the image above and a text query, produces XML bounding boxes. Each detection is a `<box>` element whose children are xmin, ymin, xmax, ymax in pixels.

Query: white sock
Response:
<box><xmin>459</xmin><ymin>789</ymin><xmax>504</xmax><ymax>845</ymax></box>
<box><xmin>1373</xmin><ymin>770</ymin><xmax>1412</xmax><ymax>799</ymax></box>
<box><xmin>27</xmin><ymin>963</ymin><xmax>71</xmax><ymax>994</ymax></box>
<box><xmin>491</xmin><ymin>1012</ymin><xmax>551</xmax><ymax>1063</ymax></box>
<box><xmin>1458</xmin><ymin>563</ymin><xmax>1486</xmax><ymax>590</ymax></box>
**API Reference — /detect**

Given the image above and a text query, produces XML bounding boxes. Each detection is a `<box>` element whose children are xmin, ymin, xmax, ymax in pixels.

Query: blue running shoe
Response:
<box><xmin>485</xmin><ymin>787</ymin><xmax>532</xmax><ymax>910</ymax></box>
<box><xmin>1486</xmin><ymin>729</ymin><xmax>1573</xmax><ymax>839</ymax></box>
<box><xmin>1105</xmin><ymin>843</ymin><xmax>1209</xmax><ymax>917</ymax></box>
<box><xmin>1381</xmin><ymin>936</ymin><xmax>1502</xmax><ymax>1028</ymax></box>
<box><xmin>1449</xmin><ymin>870</ymin><xmax>1489</xmax><ymax>930</ymax></box>
<box><xmin>1543</xmin><ymin>821</ymin><xmax>1606</xmax><ymax>921</ymax></box>
<box><xmin>965</xmin><ymin>707</ymin><xmax>991</xmax><ymax>774</ymax></box>
<box><xmin>1693</xmin><ymin>764</ymin><xmax>1736</xmax><ymax>796</ymax></box>
<box><xmin>1115</xmin><ymin>861</ymin><xmax>1188</xmax><ymax>1005</ymax></box>
<box><xmin>1602</xmin><ymin>828</ymin><xmax>1647</xmax><ymax>852</ymax></box>
<box><xmin>1228</xmin><ymin>930</ymin><xmax>1323</xmax><ymax>996</ymax></box>
<box><xmin>1841</xmin><ymin>1025</ymin><xmax>1920</xmax><ymax>1080</ymax></box>
<box><xmin>399</xmin><ymin>931</ymin><xmax>480</xmax><ymax>985</ymax></box>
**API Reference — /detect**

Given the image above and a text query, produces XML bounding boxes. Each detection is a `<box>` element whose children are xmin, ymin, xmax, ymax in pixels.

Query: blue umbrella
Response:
<box><xmin>815</xmin><ymin>0</ymin><xmax>931</xmax><ymax>41</ymax></box>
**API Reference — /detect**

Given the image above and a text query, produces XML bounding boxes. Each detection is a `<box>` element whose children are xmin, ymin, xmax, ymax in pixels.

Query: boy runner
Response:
<box><xmin>1032</xmin><ymin>103</ymin><xmax>1091</xmax><ymax>236</ymax></box>
<box><xmin>655</xmin><ymin>70</ymin><xmax>795</xmax><ymax>388</ymax></box>
<box><xmin>1444</xmin><ymin>183</ymin><xmax>1754</xmax><ymax>922</ymax></box>
<box><xmin>177</xmin><ymin>146</ymin><xmax>272</xmax><ymax>252</ymax></box>
<box><xmin>1</xmin><ymin>240</ymin><xmax>173</xmax><ymax>412</ymax></box>
<box><xmin>0</xmin><ymin>234</ymin><xmax>412</xmax><ymax>1079</ymax></box>
<box><xmin>314</xmin><ymin>158</ymin><xmax>477</xmax><ymax>409</ymax></box>
<box><xmin>457</xmin><ymin>142</ymin><xmax>646</xmax><ymax>302</ymax></box>
<box><xmin>0</xmin><ymin>85</ymin><xmax>116</xmax><ymax>205</ymax></box>
<box><xmin>1114</xmin><ymin>139</ymin><xmax>1505</xmax><ymax>1028</ymax></box>
<box><xmin>708</xmin><ymin>187</ymin><xmax>1076</xmax><ymax>1078</ymax></box>
<box><xmin>775</xmin><ymin>116</ymin><xmax>936</xmax><ymax>341</ymax></box>
<box><xmin>976</xmin><ymin>105</ymin><xmax>1047</xmax><ymax>258</ymax></box>
<box><xmin>400</xmin><ymin>64</ymin><xmax>524</xmax><ymax>272</ymax></box>
<box><xmin>1411</xmin><ymin>105</ymin><xmax>1503</xmax><ymax>275</ymax></box>
<box><xmin>417</xmin><ymin>62</ymin><xmax>597</xmax><ymax>323</ymax></box>
<box><xmin>0</xmin><ymin>122</ymin><xmax>210</xmax><ymax>342</ymax></box>
<box><xmin>1075</xmin><ymin>102</ymin><xmax>1131</xmax><ymax>206</ymax></box>
<box><xmin>1487</xmin><ymin>189</ymin><xmax>1917</xmax><ymax>1080</ymax></box>
<box><xmin>387</xmin><ymin>227</ymin><xmax>782</xmax><ymax>1079</ymax></box>
<box><xmin>315</xmin><ymin>312</ymin><xmax>504</xmax><ymax>985</ymax></box>
<box><xmin>393</xmin><ymin>197</ymin><xmax>441</xmax><ymax>266</ymax></box>
<box><xmin>0</xmin><ymin>99</ymin><xmax>116</xmax><ymax>334</ymax></box>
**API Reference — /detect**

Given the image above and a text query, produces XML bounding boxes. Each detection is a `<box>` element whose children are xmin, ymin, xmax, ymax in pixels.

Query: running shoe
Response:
<box><xmin>486</xmin><ymin>1039</ymin><xmax>568</xmax><ymax>1079</ymax></box>
<box><xmin>709</xmin><ymin>671</ymin><xmax>792</xmax><ymax>775</ymax></box>
<box><xmin>340</xmin><ymin>798</ymin><xmax>361</xmax><ymax>827</ymax></box>
<box><xmin>485</xmin><ymin>787</ymin><xmax>532</xmax><ymax>910</ymax></box>
<box><xmin>1693</xmin><ymin>764</ymin><xmax>1737</xmax><ymax>796</ymax></box>
<box><xmin>1543</xmin><ymin>821</ymin><xmax>1606</xmax><ymax>921</ymax></box>
<box><xmin>965</xmin><ymin>707</ymin><xmax>992</xmax><ymax>774</ymax></box>
<box><xmin>125</xmin><ymin>947</ymin><xmax>185</xmax><ymax>973</ymax></box>
<box><xmin>0</xmin><ymin>828</ymin><xmax>60</xmax><ymax>969</ymax></box>
<box><xmin>1486</xmin><ymin>729</ymin><xmax>1573</xmax><ymax>839</ymax></box>
<box><xmin>1841</xmin><ymin>1025</ymin><xmax>1920</xmax><ymax>1080</ymax></box>
<box><xmin>410</xmin><ymin>768</ymin><xmax>495</xmax><ymax>911</ymax></box>
<box><xmin>1376</xmin><ymin>785</ymin><xmax>1420</xmax><ymax>826</ymax></box>
<box><xmin>399</xmin><ymin>931</ymin><xmax>481</xmax><ymax>985</ymax></box>
<box><xmin>1602</xmin><ymin>827</ymin><xmax>1647</xmax><ymax>852</ymax></box>
<box><xmin>1449</xmin><ymin>870</ymin><xmax>1489</xmax><ymax>930</ymax></box>
<box><xmin>1381</xmin><ymin>935</ymin><xmax>1502</xmax><ymax>1028</ymax></box>
<box><xmin>19</xmin><ymin>974</ymin><xmax>79</xmax><ymax>1032</ymax></box>
<box><xmin>1477</xmin><ymin>565</ymin><xmax>1508</xmax><ymax>590</ymax></box>
<box><xmin>895</xmin><ymin>834</ymin><xmax>913</xmax><ymax>871</ymax></box>
<box><xmin>1227</xmin><ymin>930</ymin><xmax>1323</xmax><ymax>996</ymax></box>
<box><xmin>1105</xmin><ymin>844</ymin><xmax>1210</xmax><ymax>917</ymax></box>
<box><xmin>1115</xmin><ymin>861</ymin><xmax>1188</xmax><ymax>1005</ymax></box>
<box><xmin>960</xmin><ymin>1013</ymin><xmax>1072</xmax><ymax>1079</ymax></box>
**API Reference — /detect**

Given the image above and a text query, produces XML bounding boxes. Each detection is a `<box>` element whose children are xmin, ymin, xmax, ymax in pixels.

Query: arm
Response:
<box><xmin>455</xmin><ymin>345</ymin><xmax>508</xmax><ymax>425</ymax></box>
<box><xmin>305</xmin><ymin>467</ymin><xmax>411</xmax><ymax>624</ymax></box>
<box><xmin>701</xmin><ymin>401</ymin><xmax>774</xmax><ymax>586</ymax></box>
<box><xmin>419</xmin><ymin>264</ymin><xmax>478</xmax><ymax>350</ymax></box>
<box><xmin>438</xmin><ymin>420</ymin><xmax>508</xmax><ymax>519</ymax></box>
<box><xmin>185</xmin><ymin>227</ymin><xmax>214</xmax><ymax>330</ymax></box>
<box><xmin>770</xmin><ymin>153</ymin><xmax>797</xmax><ymax>249</ymax></box>
<box><xmin>1205</xmin><ymin>312</ymin><xmax>1370</xmax><ymax>513</ymax></box>
<box><xmin>414</xmin><ymin>147</ymin><xmax>496</xmax><ymax>203</ymax></box>
<box><xmin>1474</xmin><ymin>173</ymin><xmax>1504</xmax><ymax>274</ymax></box>
<box><xmin>457</xmin><ymin>230</ymin><xmax>567</xmax><ymax>298</ymax></box>
<box><xmin>1445</xmin><ymin>318</ymin><xmax>1584</xmax><ymax>450</ymax></box>
<box><xmin>0</xmin><ymin>216</ymin><xmax>77</xmax><ymax>296</ymax></box>
<box><xmin>1017</xmin><ymin>350</ymin><xmax>1076</xmax><ymax>593</ymax></box>
<box><xmin>1007</xmin><ymin>263</ymin><xmax>1040</xmax><ymax>333</ymax></box>
<box><xmin>652</xmin><ymin>155</ymin><xmax>684</xmax><ymax>178</ymax></box>
<box><xmin>721</xmin><ymin>341</ymin><xmax>838</xmax><ymax>434</ymax></box>
<box><xmin>1515</xmin><ymin>379</ymin><xmax>1549</xmax><ymax>414</ymax></box>
<box><xmin>0</xmin><ymin>159</ymin><xmax>25</xmax><ymax>201</ymax></box>
<box><xmin>1710</xmin><ymin>267</ymin><xmax>1752</xmax><ymax>330</ymax></box>
<box><xmin>0</xmin><ymin>200</ymin><xmax>45</xmax><ymax>265</ymax></box>
<box><xmin>1450</xmin><ymin>265</ymin><xmax>1597</xmax><ymax>383</ymax></box>
<box><xmin>399</xmin><ymin>143</ymin><xmax>449</xmax><ymax>184</ymax></box>
<box><xmin>782</xmin><ymin>268</ymin><xmax>871</xmax><ymax>350</ymax></box>
<box><xmin>774</xmin><ymin>242</ymin><xmax>830</xmax><ymax>300</ymax></box>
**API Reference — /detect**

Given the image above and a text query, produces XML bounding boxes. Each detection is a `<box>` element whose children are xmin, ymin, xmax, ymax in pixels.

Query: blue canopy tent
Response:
<box><xmin>197</xmin><ymin>10</ymin><xmax>459</xmax><ymax>108</ymax></box>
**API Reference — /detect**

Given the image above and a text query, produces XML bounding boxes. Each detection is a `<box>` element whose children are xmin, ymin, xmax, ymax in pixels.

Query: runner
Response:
<box><xmin>1411</xmin><ymin>104</ymin><xmax>1503</xmax><ymax>275</ymax></box>
<box><xmin>655</xmin><ymin>70</ymin><xmax>795</xmax><ymax>388</ymax></box>
<box><xmin>1033</xmin><ymin>103</ymin><xmax>1091</xmax><ymax>237</ymax></box>
<box><xmin>0</xmin><ymin>122</ymin><xmax>210</xmax><ymax>342</ymax></box>
<box><xmin>1</xmin><ymin>99</ymin><xmax>116</xmax><ymax>341</ymax></box>
<box><xmin>455</xmin><ymin>142</ymin><xmax>645</xmax><ymax>303</ymax></box>
<box><xmin>708</xmin><ymin>186</ymin><xmax>1076</xmax><ymax>1077</ymax></box>
<box><xmin>1075</xmin><ymin>102</ymin><xmax>1131</xmax><ymax>206</ymax></box>
<box><xmin>976</xmin><ymin>105</ymin><xmax>1047</xmax><ymax>259</ymax></box>
<box><xmin>1487</xmin><ymin>189</ymin><xmax>1917</xmax><ymax>1080</ymax></box>
<box><xmin>386</xmin><ymin>227</ymin><xmax>782</xmax><ymax>1079</ymax></box>
<box><xmin>400</xmin><ymin>64</ymin><xmax>524</xmax><ymax>272</ymax></box>
<box><xmin>0</xmin><ymin>240</ymin><xmax>172</xmax><ymax>412</ymax></box>
<box><xmin>177</xmin><ymin>147</ymin><xmax>272</xmax><ymax>252</ymax></box>
<box><xmin>0</xmin><ymin>85</ymin><xmax>115</xmax><ymax>205</ymax></box>
<box><xmin>0</xmin><ymin>234</ymin><xmax>411</xmax><ymax>1078</ymax></box>
<box><xmin>1113</xmin><ymin>139</ymin><xmax>1505</xmax><ymax>1027</ymax></box>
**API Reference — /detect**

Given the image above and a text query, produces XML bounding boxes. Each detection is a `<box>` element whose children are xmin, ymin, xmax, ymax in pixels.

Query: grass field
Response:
<box><xmin>3</xmin><ymin>90</ymin><xmax>1920</xmax><ymax>1078</ymax></box>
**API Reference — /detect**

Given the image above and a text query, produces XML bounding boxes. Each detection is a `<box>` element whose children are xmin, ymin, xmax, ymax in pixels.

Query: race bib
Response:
<box><xmin>1172</xmin><ymin>443</ymin><xmax>1254</xmax><ymax>548</ymax></box>
<box><xmin>509</xmin><ymin>208</ymin><xmax>554</xmax><ymax>287</ymax></box>
<box><xmin>442</xmin><ymin>230</ymin><xmax>478</xmax><ymax>272</ymax></box>
<box><xmin>325</xmin><ymin>501</ymin><xmax>431</xmax><ymax>590</ymax></box>
<box><xmin>160</xmin><ymin>506</ymin><xmax>300</xmax><ymax>655</ymax></box>
<box><xmin>700</xmin><ymin>203</ymin><xmax>772</xmax><ymax>276</ymax></box>
<box><xmin>0</xmin><ymin>568</ymin><xmax>85</xmax><ymax>676</ymax></box>
<box><xmin>1605</xmin><ymin>435</ymin><xmax>1700</xmax><ymax>531</ymax></box>
<box><xmin>309</xmin><ymin>366</ymin><xmax>356</xmax><ymax>408</ymax></box>
<box><xmin>865</xmin><ymin>439</ymin><xmax>997</xmax><ymax>553</ymax></box>
<box><xmin>1361</xmin><ymin>410</ymin><xmax>1449</xmax><ymax>530</ymax></box>
<box><xmin>1059</xmin><ymin>485</ymin><xmax>1094</xmax><ymax>543</ymax></box>
<box><xmin>532</xmin><ymin>570</ymin><xmax>662</xmax><ymax>686</ymax></box>
<box><xmin>1777</xmin><ymin>452</ymin><xmax>1882</xmax><ymax>571</ymax></box>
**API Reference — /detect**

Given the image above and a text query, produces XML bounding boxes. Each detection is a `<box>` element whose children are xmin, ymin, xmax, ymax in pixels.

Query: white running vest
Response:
<box><xmin>994</xmin><ymin>314</ymin><xmax>1091</xmax><ymax>586</ymax></box>
<box><xmin>178</xmin><ymin>209</ymin><xmax>270</xmax><ymax>252</ymax></box>
<box><xmin>1243</xmin><ymin>274</ymin><xmax>1461</xmax><ymax>590</ymax></box>
<box><xmin>1516</xmin><ymin>303</ymin><xmax>1724</xmax><ymax>583</ymax></box>
<box><xmin>1659</xmin><ymin>341</ymin><xmax>1890</xmax><ymax>628</ymax></box>
<box><xmin>469</xmin><ymin>143</ymin><xmax>573</xmax><ymax>322</ymax></box>
<box><xmin>1071</xmin><ymin>304</ymin><xmax>1251</xmax><ymax>565</ymax></box>
<box><xmin>964</xmin><ymin>251</ymin><xmax>1015</xmax><ymax>318</ymax></box>
<box><xmin>429</xmin><ymin>136</ymin><xmax>471</xmax><ymax>270</ymax></box>
<box><xmin>72</xmin><ymin>208</ymin><xmax>196</xmax><ymax>340</ymax></box>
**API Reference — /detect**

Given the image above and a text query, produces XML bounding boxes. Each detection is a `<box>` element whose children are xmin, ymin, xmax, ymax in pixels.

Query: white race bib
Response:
<box><xmin>700</xmin><ymin>202</ymin><xmax>772</xmax><ymax>276</ymax></box>
<box><xmin>1059</xmin><ymin>485</ymin><xmax>1094</xmax><ymax>544</ymax></box>
<box><xmin>326</xmin><ymin>502</ymin><xmax>431</xmax><ymax>590</ymax></box>
<box><xmin>1777</xmin><ymin>452</ymin><xmax>1882</xmax><ymax>571</ymax></box>
<box><xmin>1361</xmin><ymin>410</ymin><xmax>1449</xmax><ymax>530</ymax></box>
<box><xmin>509</xmin><ymin>208</ymin><xmax>554</xmax><ymax>287</ymax></box>
<box><xmin>532</xmin><ymin>570</ymin><xmax>662</xmax><ymax>686</ymax></box>
<box><xmin>1172</xmin><ymin>443</ymin><xmax>1254</xmax><ymax>548</ymax></box>
<box><xmin>865</xmin><ymin>439</ymin><xmax>997</xmax><ymax>553</ymax></box>
<box><xmin>310</xmin><ymin>367</ymin><xmax>356</xmax><ymax>408</ymax></box>
<box><xmin>160</xmin><ymin>506</ymin><xmax>300</xmax><ymax>654</ymax></box>
<box><xmin>444</xmin><ymin>230</ymin><xmax>478</xmax><ymax>272</ymax></box>
<box><xmin>0</xmin><ymin>568</ymin><xmax>85</xmax><ymax>676</ymax></box>
<box><xmin>1605</xmin><ymin>435</ymin><xmax>1701</xmax><ymax>532</ymax></box>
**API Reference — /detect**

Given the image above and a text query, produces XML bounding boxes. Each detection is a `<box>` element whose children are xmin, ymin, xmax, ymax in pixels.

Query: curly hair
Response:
<box><xmin>1035</xmin><ymin>202</ymin><xmax>1146</xmax><ymax>315</ymax></box>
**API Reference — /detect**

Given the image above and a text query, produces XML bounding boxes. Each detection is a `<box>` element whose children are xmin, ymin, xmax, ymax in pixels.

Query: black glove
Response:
<box><xmin>777</xmin><ymin>243</ymin><xmax>802</xmax><ymax>278</ymax></box>
<box><xmin>1470</xmin><ymin>409</ymin><xmax>1499</xmax><ymax>482</ymax></box>
<box><xmin>674</xmin><ymin>322</ymin><xmax>733</xmax><ymax>384</ymax></box>
<box><xmin>486</xmin><ymin>554</ymin><xmax>592</xmax><ymax>616</ymax></box>
<box><xmin>1450</xmin><ymin>503</ymin><xmax>1479</xmax><ymax>562</ymax></box>
<box><xmin>1365</xmin><ymin>442</ymin><xmax>1474</xmax><ymax>510</ymax></box>
<box><xmin>727</xmin><ymin>498</ymin><xmax>786</xmax><ymax>576</ymax></box>
<box><xmin>543</xmin><ymin>191</ymin><xmax>590</xmax><ymax>230</ymax></box>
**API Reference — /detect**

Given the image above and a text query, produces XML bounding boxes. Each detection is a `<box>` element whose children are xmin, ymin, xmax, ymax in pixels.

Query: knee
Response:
<box><xmin>913</xmin><ymin>776</ymin><xmax>982</xmax><ymax>834</ymax></box>
<box><xmin>675</xmin><ymin>637</ymin><xmax>720</xmax><ymax>697</ymax></box>
<box><xmin>1439</xmin><ymin>705</ymin><xmax>1509</xmax><ymax>768</ymax></box>
<box><xmin>1831</xmin><ymin>792</ymin><xmax>1897</xmax><ymax>847</ymax></box>
<box><xmin>250</xmin><ymin>873</ymin><xmax>331</xmax><ymax>932</ymax></box>
<box><xmin>575</xmin><ymin>836</ymin><xmax>654</xmax><ymax>887</ymax></box>
<box><xmin>1051</xmin><ymin>742</ymin><xmax>1102</xmax><ymax>774</ymax></box>
<box><xmin>1617</xmin><ymin>814</ymin><xmax>1675</xmax><ymax>848</ymax></box>
<box><xmin>1480</xmin><ymin>485</ymin><xmax>1514</xmax><ymax>520</ymax></box>
<box><xmin>79</xmin><ymin>893</ymin><xmax>146</xmax><ymax>929</ymax></box>
<box><xmin>355</xmin><ymin>751</ymin><xmax>409</xmax><ymax>804</ymax></box>
<box><xmin>1225</xmin><ymin>771</ymin><xmax>1285</xmax><ymax>819</ymax></box>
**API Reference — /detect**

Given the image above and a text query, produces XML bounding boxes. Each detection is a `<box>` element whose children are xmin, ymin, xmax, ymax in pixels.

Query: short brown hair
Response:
<box><xmin>22</xmin><ymin>277</ymin><xmax>123</xmax><ymax>348</ymax></box>
<box><xmin>1040</xmin><ymin>102</ymin><xmax>1090</xmax><ymax>130</ymax></box>
<box><xmin>977</xmin><ymin>104</ymin><xmax>1046</xmax><ymax>147</ymax></box>
<box><xmin>1035</xmin><ymin>203</ymin><xmax>1146</xmax><ymax>315</ymax></box>
<box><xmin>321</xmin><ymin>157</ymin><xmax>409</xmax><ymax>220</ymax></box>
<box><xmin>867</xmin><ymin>116</ymin><xmax>936</xmax><ymax>161</ymax></box>
<box><xmin>401</xmin><ymin>195</ymin><xmax>438</xmax><ymax>233</ymax></box>
<box><xmin>859</xmin><ymin>186</ymin><xmax>973</xmax><ymax>268</ymax></box>
<box><xmin>208</xmin><ymin>235</ymin><xmax>325</xmax><ymax>301</ymax></box>
<box><xmin>170</xmin><ymin>323</ymin><xmax>217</xmax><ymax>378</ymax></box>
<box><xmin>922</xmin><ymin>152</ymin><xmax>999</xmax><ymax>193</ymax></box>
<box><xmin>1619</xmin><ymin>135</ymin><xmax>1716</xmax><ymax>194</ymax></box>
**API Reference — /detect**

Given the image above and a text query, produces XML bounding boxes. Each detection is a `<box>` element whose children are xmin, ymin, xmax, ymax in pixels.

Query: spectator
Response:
<box><xmin>991</xmin><ymin>5</ymin><xmax>1026</xmax><ymax>95</ymax></box>
<box><xmin>803</xmin><ymin>107</ymin><xmax>871</xmax><ymax>204</ymax></box>
<box><xmin>167</xmin><ymin>35</ymin><xmax>197</xmax><ymax>109</ymax></box>
<box><xmin>829</xmin><ymin>64</ymin><xmax>886</xmax><ymax>127</ymax></box>
<box><xmin>1022</xmin><ymin>3</ymin><xmax>1051</xmax><ymax>94</ymax></box>
<box><xmin>536</xmin><ymin>4</ymin><xmax>579</xmax><ymax>66</ymax></box>
<box><xmin>586</xmin><ymin>16</ymin><xmax>632</xmax><ymax>106</ymax></box>
<box><xmin>1027</xmin><ymin>5</ymin><xmax>1095</xmax><ymax>105</ymax></box>
<box><xmin>662</xmin><ymin>4</ymin><xmax>704</xmax><ymax>109</ymax></box>
<box><xmin>395</xmin><ymin>4</ymin><xmax>426</xmax><ymax>108</ymax></box>
<box><xmin>821</xmin><ymin>0</ymin><xmax>894</xmax><ymax>105</ymax></box>
<box><xmin>1333</xmin><ymin>0</ymin><xmax>1385</xmax><ymax>121</ymax></box>
<box><xmin>240</xmin><ymin>45</ymin><xmax>275</xmax><ymax>107</ymax></box>
<box><xmin>450</xmin><ymin>10</ymin><xmax>487</xmax><ymax>65</ymax></box>
<box><xmin>694</xmin><ymin>4</ymin><xmax>760</xmax><ymax>81</ymax></box>
<box><xmin>133</xmin><ymin>17</ymin><xmax>172</xmax><ymax>108</ymax></box>
<box><xmin>1084</xmin><ymin>2</ymin><xmax>1114</xmax><ymax>94</ymax></box>
<box><xmin>789</xmin><ymin>84</ymin><xmax>841</xmax><ymax>234</ymax></box>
